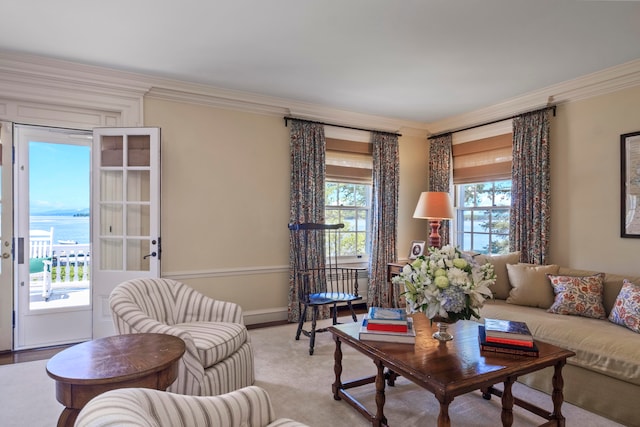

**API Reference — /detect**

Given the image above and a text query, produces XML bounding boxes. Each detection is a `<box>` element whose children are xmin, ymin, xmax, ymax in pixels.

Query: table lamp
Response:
<box><xmin>413</xmin><ymin>191</ymin><xmax>454</xmax><ymax>249</ymax></box>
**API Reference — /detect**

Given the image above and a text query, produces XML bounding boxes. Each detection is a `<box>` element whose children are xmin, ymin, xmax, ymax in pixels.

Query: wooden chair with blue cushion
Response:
<box><xmin>288</xmin><ymin>223</ymin><xmax>364</xmax><ymax>355</ymax></box>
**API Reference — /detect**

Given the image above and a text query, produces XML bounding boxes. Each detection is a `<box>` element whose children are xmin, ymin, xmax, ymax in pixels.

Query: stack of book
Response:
<box><xmin>479</xmin><ymin>318</ymin><xmax>539</xmax><ymax>357</ymax></box>
<box><xmin>359</xmin><ymin>307</ymin><xmax>416</xmax><ymax>344</ymax></box>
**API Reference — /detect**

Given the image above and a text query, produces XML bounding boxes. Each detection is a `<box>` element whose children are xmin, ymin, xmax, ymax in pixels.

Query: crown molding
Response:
<box><xmin>145</xmin><ymin>86</ymin><xmax>290</xmax><ymax>117</ymax></box>
<box><xmin>2</xmin><ymin>50</ymin><xmax>638</xmax><ymax>138</ymax></box>
<box><xmin>0</xmin><ymin>50</ymin><xmax>429</xmax><ymax>137</ymax></box>
<box><xmin>145</xmin><ymin>79</ymin><xmax>430</xmax><ymax>137</ymax></box>
<box><xmin>0</xmin><ymin>51</ymin><xmax>148</xmax><ymax>126</ymax></box>
<box><xmin>285</xmin><ymin>103</ymin><xmax>429</xmax><ymax>137</ymax></box>
<box><xmin>0</xmin><ymin>51</ymin><xmax>151</xmax><ymax>93</ymax></box>
<box><xmin>426</xmin><ymin>58</ymin><xmax>640</xmax><ymax>136</ymax></box>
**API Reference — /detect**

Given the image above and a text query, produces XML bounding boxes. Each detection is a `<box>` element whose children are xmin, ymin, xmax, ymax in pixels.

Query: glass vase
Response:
<box><xmin>432</xmin><ymin>316</ymin><xmax>455</xmax><ymax>342</ymax></box>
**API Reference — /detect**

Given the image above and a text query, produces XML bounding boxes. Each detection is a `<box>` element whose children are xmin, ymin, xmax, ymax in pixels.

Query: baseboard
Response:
<box><xmin>243</xmin><ymin>303</ymin><xmax>368</xmax><ymax>328</ymax></box>
<box><xmin>243</xmin><ymin>307</ymin><xmax>289</xmax><ymax>326</ymax></box>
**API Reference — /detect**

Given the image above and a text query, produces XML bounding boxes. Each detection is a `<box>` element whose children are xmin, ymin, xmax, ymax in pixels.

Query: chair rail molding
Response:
<box><xmin>162</xmin><ymin>264</ymin><xmax>289</xmax><ymax>281</ymax></box>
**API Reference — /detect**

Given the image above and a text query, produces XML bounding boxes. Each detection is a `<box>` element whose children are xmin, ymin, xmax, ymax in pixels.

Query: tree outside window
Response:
<box><xmin>455</xmin><ymin>180</ymin><xmax>511</xmax><ymax>254</ymax></box>
<box><xmin>325</xmin><ymin>182</ymin><xmax>371</xmax><ymax>258</ymax></box>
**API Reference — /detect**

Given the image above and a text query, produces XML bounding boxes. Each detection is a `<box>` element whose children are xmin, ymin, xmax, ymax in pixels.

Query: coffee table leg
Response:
<box><xmin>373</xmin><ymin>359</ymin><xmax>387</xmax><ymax>427</ymax></box>
<box><xmin>57</xmin><ymin>407</ymin><xmax>78</xmax><ymax>427</ymax></box>
<box><xmin>332</xmin><ymin>335</ymin><xmax>343</xmax><ymax>400</ymax></box>
<box><xmin>550</xmin><ymin>360</ymin><xmax>567</xmax><ymax>427</ymax></box>
<box><xmin>437</xmin><ymin>397</ymin><xmax>452</xmax><ymax>427</ymax></box>
<box><xmin>500</xmin><ymin>377</ymin><xmax>515</xmax><ymax>427</ymax></box>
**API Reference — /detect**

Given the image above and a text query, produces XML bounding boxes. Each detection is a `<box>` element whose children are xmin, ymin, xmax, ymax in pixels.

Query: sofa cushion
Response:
<box><xmin>506</xmin><ymin>263</ymin><xmax>559</xmax><ymax>308</ymax></box>
<box><xmin>480</xmin><ymin>299</ymin><xmax>640</xmax><ymax>386</ymax></box>
<box><xmin>547</xmin><ymin>273</ymin><xmax>606</xmax><ymax>319</ymax></box>
<box><xmin>175</xmin><ymin>322</ymin><xmax>249</xmax><ymax>368</ymax></box>
<box><xmin>608</xmin><ymin>280</ymin><xmax>640</xmax><ymax>333</ymax></box>
<box><xmin>475</xmin><ymin>251</ymin><xmax>521</xmax><ymax>299</ymax></box>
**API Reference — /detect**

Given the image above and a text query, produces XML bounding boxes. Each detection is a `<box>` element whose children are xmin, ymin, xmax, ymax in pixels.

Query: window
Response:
<box><xmin>325</xmin><ymin>181</ymin><xmax>371</xmax><ymax>259</ymax></box>
<box><xmin>455</xmin><ymin>180</ymin><xmax>511</xmax><ymax>254</ymax></box>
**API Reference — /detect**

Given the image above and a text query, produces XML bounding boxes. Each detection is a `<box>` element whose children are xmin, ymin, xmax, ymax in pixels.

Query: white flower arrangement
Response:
<box><xmin>392</xmin><ymin>245</ymin><xmax>496</xmax><ymax>322</ymax></box>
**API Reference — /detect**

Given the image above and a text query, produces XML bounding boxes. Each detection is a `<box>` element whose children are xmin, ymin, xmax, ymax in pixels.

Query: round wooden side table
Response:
<box><xmin>46</xmin><ymin>333</ymin><xmax>185</xmax><ymax>427</ymax></box>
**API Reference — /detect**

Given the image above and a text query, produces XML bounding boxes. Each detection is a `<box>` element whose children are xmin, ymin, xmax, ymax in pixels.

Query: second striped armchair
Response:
<box><xmin>75</xmin><ymin>386</ymin><xmax>309</xmax><ymax>427</ymax></box>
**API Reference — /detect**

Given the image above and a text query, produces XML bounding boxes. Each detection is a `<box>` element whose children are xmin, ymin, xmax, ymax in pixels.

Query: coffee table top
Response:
<box><xmin>330</xmin><ymin>314</ymin><xmax>575</xmax><ymax>397</ymax></box>
<box><xmin>46</xmin><ymin>333</ymin><xmax>186</xmax><ymax>385</ymax></box>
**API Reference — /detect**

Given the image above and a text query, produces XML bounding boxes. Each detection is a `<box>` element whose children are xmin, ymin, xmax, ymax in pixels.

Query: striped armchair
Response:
<box><xmin>109</xmin><ymin>278</ymin><xmax>255</xmax><ymax>396</ymax></box>
<box><xmin>74</xmin><ymin>386</ymin><xmax>309</xmax><ymax>427</ymax></box>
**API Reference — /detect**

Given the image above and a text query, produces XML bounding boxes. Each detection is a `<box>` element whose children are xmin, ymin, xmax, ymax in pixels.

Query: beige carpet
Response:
<box><xmin>0</xmin><ymin>318</ymin><xmax>624</xmax><ymax>427</ymax></box>
<box><xmin>249</xmin><ymin>317</ymin><xmax>623</xmax><ymax>427</ymax></box>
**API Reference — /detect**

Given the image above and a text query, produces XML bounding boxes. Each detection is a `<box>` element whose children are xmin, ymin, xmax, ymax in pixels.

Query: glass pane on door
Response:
<box><xmin>98</xmin><ymin>133</ymin><xmax>152</xmax><ymax>272</ymax></box>
<box><xmin>28</xmin><ymin>141</ymin><xmax>91</xmax><ymax>309</ymax></box>
<box><xmin>126</xmin><ymin>239</ymin><xmax>150</xmax><ymax>270</ymax></box>
<box><xmin>100</xmin><ymin>239</ymin><xmax>123</xmax><ymax>270</ymax></box>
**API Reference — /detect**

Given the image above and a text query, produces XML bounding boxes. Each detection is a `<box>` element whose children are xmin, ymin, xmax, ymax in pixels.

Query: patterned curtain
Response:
<box><xmin>368</xmin><ymin>132</ymin><xmax>399</xmax><ymax>308</ymax></box>
<box><xmin>288</xmin><ymin>120</ymin><xmax>326</xmax><ymax>322</ymax></box>
<box><xmin>510</xmin><ymin>109</ymin><xmax>551</xmax><ymax>264</ymax></box>
<box><xmin>428</xmin><ymin>134</ymin><xmax>453</xmax><ymax>246</ymax></box>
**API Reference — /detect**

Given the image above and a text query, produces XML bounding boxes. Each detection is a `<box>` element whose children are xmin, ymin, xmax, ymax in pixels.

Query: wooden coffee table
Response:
<box><xmin>329</xmin><ymin>315</ymin><xmax>575</xmax><ymax>427</ymax></box>
<box><xmin>46</xmin><ymin>333</ymin><xmax>185</xmax><ymax>427</ymax></box>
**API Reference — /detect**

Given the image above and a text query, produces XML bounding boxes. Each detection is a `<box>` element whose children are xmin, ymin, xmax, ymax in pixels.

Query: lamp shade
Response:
<box><xmin>413</xmin><ymin>192</ymin><xmax>454</xmax><ymax>220</ymax></box>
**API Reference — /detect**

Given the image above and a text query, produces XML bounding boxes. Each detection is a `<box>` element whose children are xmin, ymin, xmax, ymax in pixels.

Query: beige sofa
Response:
<box><xmin>475</xmin><ymin>255</ymin><xmax>640</xmax><ymax>427</ymax></box>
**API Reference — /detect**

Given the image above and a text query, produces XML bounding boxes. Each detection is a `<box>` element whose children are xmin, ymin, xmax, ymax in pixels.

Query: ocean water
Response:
<box><xmin>30</xmin><ymin>216</ymin><xmax>90</xmax><ymax>244</ymax></box>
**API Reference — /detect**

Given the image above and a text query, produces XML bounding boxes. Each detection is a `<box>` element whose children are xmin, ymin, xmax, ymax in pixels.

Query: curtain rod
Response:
<box><xmin>427</xmin><ymin>105</ymin><xmax>556</xmax><ymax>140</ymax></box>
<box><xmin>283</xmin><ymin>116</ymin><xmax>402</xmax><ymax>137</ymax></box>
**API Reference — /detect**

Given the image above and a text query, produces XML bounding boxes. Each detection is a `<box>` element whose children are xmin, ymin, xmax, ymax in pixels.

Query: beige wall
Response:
<box><xmin>144</xmin><ymin>98</ymin><xmax>429</xmax><ymax>323</ymax></box>
<box><xmin>143</xmin><ymin>83</ymin><xmax>640</xmax><ymax>324</ymax></box>
<box><xmin>550</xmin><ymin>85</ymin><xmax>640</xmax><ymax>275</ymax></box>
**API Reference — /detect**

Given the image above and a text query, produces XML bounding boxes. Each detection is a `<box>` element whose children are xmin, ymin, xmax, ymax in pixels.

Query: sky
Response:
<box><xmin>29</xmin><ymin>141</ymin><xmax>90</xmax><ymax>214</ymax></box>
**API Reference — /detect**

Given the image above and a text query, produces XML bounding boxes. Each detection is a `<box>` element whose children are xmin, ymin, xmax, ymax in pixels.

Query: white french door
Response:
<box><xmin>14</xmin><ymin>125</ymin><xmax>93</xmax><ymax>350</ymax></box>
<box><xmin>3</xmin><ymin>125</ymin><xmax>160</xmax><ymax>350</ymax></box>
<box><xmin>0</xmin><ymin>123</ymin><xmax>14</xmax><ymax>351</ymax></box>
<box><xmin>91</xmin><ymin>127</ymin><xmax>161</xmax><ymax>338</ymax></box>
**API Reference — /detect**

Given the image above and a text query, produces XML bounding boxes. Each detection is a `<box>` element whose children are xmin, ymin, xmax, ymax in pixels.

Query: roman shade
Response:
<box><xmin>326</xmin><ymin>137</ymin><xmax>372</xmax><ymax>184</ymax></box>
<box><xmin>452</xmin><ymin>133</ymin><xmax>512</xmax><ymax>184</ymax></box>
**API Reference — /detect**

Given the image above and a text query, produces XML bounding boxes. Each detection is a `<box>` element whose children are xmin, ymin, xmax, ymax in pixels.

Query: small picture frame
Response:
<box><xmin>408</xmin><ymin>240</ymin><xmax>426</xmax><ymax>259</ymax></box>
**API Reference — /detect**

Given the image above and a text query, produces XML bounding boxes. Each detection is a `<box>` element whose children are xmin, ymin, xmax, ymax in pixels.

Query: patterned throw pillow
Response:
<box><xmin>546</xmin><ymin>273</ymin><xmax>606</xmax><ymax>319</ymax></box>
<box><xmin>608</xmin><ymin>280</ymin><xmax>640</xmax><ymax>333</ymax></box>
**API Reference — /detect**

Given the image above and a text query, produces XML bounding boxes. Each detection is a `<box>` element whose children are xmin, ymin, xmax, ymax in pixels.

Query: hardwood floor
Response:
<box><xmin>0</xmin><ymin>344</ymin><xmax>71</xmax><ymax>366</ymax></box>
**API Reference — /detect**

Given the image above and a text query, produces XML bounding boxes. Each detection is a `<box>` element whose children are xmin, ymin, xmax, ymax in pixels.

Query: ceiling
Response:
<box><xmin>1</xmin><ymin>0</ymin><xmax>640</xmax><ymax>124</ymax></box>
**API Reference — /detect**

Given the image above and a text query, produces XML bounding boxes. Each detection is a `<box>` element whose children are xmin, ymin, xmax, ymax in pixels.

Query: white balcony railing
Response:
<box><xmin>49</xmin><ymin>243</ymin><xmax>91</xmax><ymax>283</ymax></box>
<box><xmin>36</xmin><ymin>243</ymin><xmax>90</xmax><ymax>301</ymax></box>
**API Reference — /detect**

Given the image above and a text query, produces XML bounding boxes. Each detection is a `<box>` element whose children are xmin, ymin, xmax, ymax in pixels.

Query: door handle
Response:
<box><xmin>143</xmin><ymin>252</ymin><xmax>157</xmax><ymax>259</ymax></box>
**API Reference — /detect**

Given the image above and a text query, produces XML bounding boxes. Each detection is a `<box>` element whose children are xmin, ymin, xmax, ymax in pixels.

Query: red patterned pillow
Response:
<box><xmin>546</xmin><ymin>273</ymin><xmax>606</xmax><ymax>319</ymax></box>
<box><xmin>608</xmin><ymin>280</ymin><xmax>640</xmax><ymax>333</ymax></box>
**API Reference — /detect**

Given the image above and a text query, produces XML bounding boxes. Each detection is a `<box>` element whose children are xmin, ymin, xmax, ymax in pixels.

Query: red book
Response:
<box><xmin>485</xmin><ymin>335</ymin><xmax>534</xmax><ymax>348</ymax></box>
<box><xmin>366</xmin><ymin>322</ymin><xmax>408</xmax><ymax>333</ymax></box>
<box><xmin>479</xmin><ymin>326</ymin><xmax>539</xmax><ymax>357</ymax></box>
